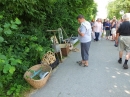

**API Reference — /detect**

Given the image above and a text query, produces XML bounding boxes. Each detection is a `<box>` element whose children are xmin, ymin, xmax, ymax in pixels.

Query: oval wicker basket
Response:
<box><xmin>24</xmin><ymin>64</ymin><xmax>52</xmax><ymax>89</ymax></box>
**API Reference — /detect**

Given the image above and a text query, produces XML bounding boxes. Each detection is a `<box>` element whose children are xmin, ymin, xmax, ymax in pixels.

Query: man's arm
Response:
<box><xmin>78</xmin><ymin>28</ymin><xmax>85</xmax><ymax>37</ymax></box>
<box><xmin>78</xmin><ymin>25</ymin><xmax>86</xmax><ymax>37</ymax></box>
<box><xmin>115</xmin><ymin>23</ymin><xmax>122</xmax><ymax>44</ymax></box>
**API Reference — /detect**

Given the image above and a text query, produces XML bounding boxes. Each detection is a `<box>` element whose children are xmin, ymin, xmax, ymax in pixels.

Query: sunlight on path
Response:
<box><xmin>30</xmin><ymin>39</ymin><xmax>130</xmax><ymax>97</ymax></box>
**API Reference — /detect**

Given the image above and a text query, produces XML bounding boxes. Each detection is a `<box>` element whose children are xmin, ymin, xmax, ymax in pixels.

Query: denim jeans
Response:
<box><xmin>95</xmin><ymin>32</ymin><xmax>100</xmax><ymax>41</ymax></box>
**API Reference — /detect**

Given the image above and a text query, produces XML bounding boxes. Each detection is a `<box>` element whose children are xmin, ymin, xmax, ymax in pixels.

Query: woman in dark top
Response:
<box><xmin>116</xmin><ymin>13</ymin><xmax>130</xmax><ymax>69</ymax></box>
<box><xmin>111</xmin><ymin>19</ymin><xmax>117</xmax><ymax>40</ymax></box>
<box><xmin>103</xmin><ymin>19</ymin><xmax>106</xmax><ymax>32</ymax></box>
<box><xmin>105</xmin><ymin>19</ymin><xmax>111</xmax><ymax>40</ymax></box>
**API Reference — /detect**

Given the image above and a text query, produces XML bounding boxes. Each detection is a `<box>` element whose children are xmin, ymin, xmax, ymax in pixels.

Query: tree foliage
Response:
<box><xmin>107</xmin><ymin>0</ymin><xmax>130</xmax><ymax>19</ymax></box>
<box><xmin>0</xmin><ymin>0</ymin><xmax>97</xmax><ymax>96</ymax></box>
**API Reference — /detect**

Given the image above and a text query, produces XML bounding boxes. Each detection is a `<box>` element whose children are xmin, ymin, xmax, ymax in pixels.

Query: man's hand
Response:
<box><xmin>78</xmin><ymin>28</ymin><xmax>84</xmax><ymax>37</ymax></box>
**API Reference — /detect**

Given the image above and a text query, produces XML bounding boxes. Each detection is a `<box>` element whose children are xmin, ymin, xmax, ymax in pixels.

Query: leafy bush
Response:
<box><xmin>0</xmin><ymin>16</ymin><xmax>51</xmax><ymax>96</ymax></box>
<box><xmin>0</xmin><ymin>0</ymin><xmax>97</xmax><ymax>96</ymax></box>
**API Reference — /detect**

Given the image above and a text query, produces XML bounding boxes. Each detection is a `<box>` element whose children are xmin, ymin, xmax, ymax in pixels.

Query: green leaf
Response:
<box><xmin>10</xmin><ymin>87</ymin><xmax>15</xmax><ymax>91</ymax></box>
<box><xmin>36</xmin><ymin>46</ymin><xmax>43</xmax><ymax>51</ymax></box>
<box><xmin>0</xmin><ymin>54</ymin><xmax>6</xmax><ymax>59</ymax></box>
<box><xmin>0</xmin><ymin>15</ymin><xmax>3</xmax><ymax>19</ymax></box>
<box><xmin>16</xmin><ymin>59</ymin><xmax>22</xmax><ymax>64</ymax></box>
<box><xmin>30</xmin><ymin>36</ymin><xmax>38</xmax><ymax>41</ymax></box>
<box><xmin>7</xmin><ymin>90</ymin><xmax>13</xmax><ymax>95</ymax></box>
<box><xmin>11</xmin><ymin>60</ymin><xmax>17</xmax><ymax>66</ymax></box>
<box><xmin>25</xmin><ymin>47</ymin><xmax>30</xmax><ymax>53</ymax></box>
<box><xmin>3</xmin><ymin>23</ymin><xmax>10</xmax><ymax>28</ymax></box>
<box><xmin>10</xmin><ymin>58</ymin><xmax>16</xmax><ymax>66</ymax></box>
<box><xmin>15</xmin><ymin>18</ymin><xmax>21</xmax><ymax>25</ymax></box>
<box><xmin>11</xmin><ymin>20</ymin><xmax>15</xmax><ymax>24</ymax></box>
<box><xmin>0</xmin><ymin>62</ymin><xmax>4</xmax><ymax>71</ymax></box>
<box><xmin>3</xmin><ymin>64</ymin><xmax>10</xmax><ymax>73</ymax></box>
<box><xmin>4</xmin><ymin>29</ymin><xmax>12</xmax><ymax>35</ymax></box>
<box><xmin>17</xmin><ymin>85</ymin><xmax>22</xmax><ymax>89</ymax></box>
<box><xmin>0</xmin><ymin>36</ymin><xmax>4</xmax><ymax>43</ymax></box>
<box><xmin>0</xmin><ymin>27</ymin><xmax>3</xmax><ymax>33</ymax></box>
<box><xmin>0</xmin><ymin>82</ymin><xmax>3</xmax><ymax>88</ymax></box>
<box><xmin>11</xmin><ymin>24</ymin><xmax>18</xmax><ymax>29</ymax></box>
<box><xmin>9</xmin><ymin>66</ymin><xmax>15</xmax><ymax>74</ymax></box>
<box><xmin>10</xmin><ymin>58</ymin><xmax>22</xmax><ymax>65</ymax></box>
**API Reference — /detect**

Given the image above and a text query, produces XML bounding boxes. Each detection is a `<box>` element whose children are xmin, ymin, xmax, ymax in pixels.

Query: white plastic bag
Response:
<box><xmin>91</xmin><ymin>31</ymin><xmax>95</xmax><ymax>39</ymax></box>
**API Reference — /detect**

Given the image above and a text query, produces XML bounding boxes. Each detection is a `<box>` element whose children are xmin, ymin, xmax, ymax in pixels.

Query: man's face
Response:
<box><xmin>77</xmin><ymin>18</ymin><xmax>82</xmax><ymax>24</ymax></box>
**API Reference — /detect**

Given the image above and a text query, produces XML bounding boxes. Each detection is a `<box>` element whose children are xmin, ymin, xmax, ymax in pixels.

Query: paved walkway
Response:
<box><xmin>30</xmin><ymin>39</ymin><xmax>130</xmax><ymax>97</ymax></box>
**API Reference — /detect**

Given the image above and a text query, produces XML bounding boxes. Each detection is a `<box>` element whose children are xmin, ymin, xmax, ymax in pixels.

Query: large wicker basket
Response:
<box><xmin>24</xmin><ymin>64</ymin><xmax>52</xmax><ymax>89</ymax></box>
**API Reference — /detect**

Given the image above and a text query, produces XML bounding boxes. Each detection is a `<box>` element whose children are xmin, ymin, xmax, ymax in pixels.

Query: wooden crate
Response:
<box><xmin>59</xmin><ymin>44</ymin><xmax>69</xmax><ymax>56</ymax></box>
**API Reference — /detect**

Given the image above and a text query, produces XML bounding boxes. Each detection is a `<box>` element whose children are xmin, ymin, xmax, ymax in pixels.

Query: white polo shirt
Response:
<box><xmin>78</xmin><ymin>21</ymin><xmax>92</xmax><ymax>43</ymax></box>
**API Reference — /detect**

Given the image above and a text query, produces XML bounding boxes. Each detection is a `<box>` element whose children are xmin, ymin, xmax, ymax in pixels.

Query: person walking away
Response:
<box><xmin>93</xmin><ymin>18</ymin><xmax>103</xmax><ymax>41</ymax></box>
<box><xmin>105</xmin><ymin>19</ymin><xmax>111</xmax><ymax>40</ymax></box>
<box><xmin>91</xmin><ymin>19</ymin><xmax>95</xmax><ymax>40</ymax></box>
<box><xmin>115</xmin><ymin>18</ymin><xmax>123</xmax><ymax>47</ymax></box>
<box><xmin>116</xmin><ymin>18</ymin><xmax>123</xmax><ymax>30</ymax></box>
<box><xmin>111</xmin><ymin>19</ymin><xmax>117</xmax><ymax>41</ymax></box>
<box><xmin>116</xmin><ymin>13</ymin><xmax>130</xmax><ymax>69</ymax></box>
<box><xmin>109</xmin><ymin>20</ymin><xmax>112</xmax><ymax>40</ymax></box>
<box><xmin>91</xmin><ymin>19</ymin><xmax>95</xmax><ymax>27</ymax></box>
<box><xmin>99</xmin><ymin>19</ymin><xmax>103</xmax><ymax>40</ymax></box>
<box><xmin>103</xmin><ymin>19</ymin><xmax>106</xmax><ymax>35</ymax></box>
<box><xmin>77</xmin><ymin>14</ymin><xmax>92</xmax><ymax>67</ymax></box>
<box><xmin>113</xmin><ymin>16</ymin><xmax>117</xmax><ymax>20</ymax></box>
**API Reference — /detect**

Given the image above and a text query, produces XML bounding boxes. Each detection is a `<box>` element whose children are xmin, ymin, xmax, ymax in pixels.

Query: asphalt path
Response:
<box><xmin>30</xmin><ymin>39</ymin><xmax>130</xmax><ymax>97</ymax></box>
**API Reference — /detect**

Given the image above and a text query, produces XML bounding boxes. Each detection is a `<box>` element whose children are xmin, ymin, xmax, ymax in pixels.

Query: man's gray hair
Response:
<box><xmin>77</xmin><ymin>14</ymin><xmax>85</xmax><ymax>19</ymax></box>
<box><xmin>122</xmin><ymin>13</ymin><xmax>130</xmax><ymax>21</ymax></box>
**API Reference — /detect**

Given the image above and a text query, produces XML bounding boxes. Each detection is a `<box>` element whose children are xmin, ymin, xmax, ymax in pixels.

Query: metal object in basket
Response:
<box><xmin>24</xmin><ymin>64</ymin><xmax>52</xmax><ymax>89</ymax></box>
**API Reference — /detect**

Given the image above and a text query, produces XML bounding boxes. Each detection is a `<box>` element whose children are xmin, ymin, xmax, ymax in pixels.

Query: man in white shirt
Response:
<box><xmin>77</xmin><ymin>14</ymin><xmax>92</xmax><ymax>67</ymax></box>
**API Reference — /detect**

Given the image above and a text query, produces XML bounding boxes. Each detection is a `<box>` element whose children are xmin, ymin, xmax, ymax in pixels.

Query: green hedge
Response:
<box><xmin>0</xmin><ymin>0</ymin><xmax>97</xmax><ymax>96</ymax></box>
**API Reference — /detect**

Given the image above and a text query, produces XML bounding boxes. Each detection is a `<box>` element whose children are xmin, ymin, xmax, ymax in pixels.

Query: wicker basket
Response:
<box><xmin>24</xmin><ymin>64</ymin><xmax>52</xmax><ymax>89</ymax></box>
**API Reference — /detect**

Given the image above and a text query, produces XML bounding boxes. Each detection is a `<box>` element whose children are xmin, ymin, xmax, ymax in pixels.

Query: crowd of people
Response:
<box><xmin>91</xmin><ymin>16</ymin><xmax>123</xmax><ymax>43</ymax></box>
<box><xmin>77</xmin><ymin>13</ymin><xmax>130</xmax><ymax>69</ymax></box>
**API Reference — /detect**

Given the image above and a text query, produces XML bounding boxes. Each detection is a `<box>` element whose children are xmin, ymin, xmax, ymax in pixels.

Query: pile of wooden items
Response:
<box><xmin>41</xmin><ymin>51</ymin><xmax>59</xmax><ymax>69</ymax></box>
<box><xmin>48</xmin><ymin>28</ymin><xmax>79</xmax><ymax>59</ymax></box>
<box><xmin>24</xmin><ymin>28</ymin><xmax>79</xmax><ymax>89</ymax></box>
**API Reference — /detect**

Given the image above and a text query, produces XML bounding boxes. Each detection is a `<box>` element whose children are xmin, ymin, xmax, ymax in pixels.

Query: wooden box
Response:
<box><xmin>59</xmin><ymin>44</ymin><xmax>69</xmax><ymax>56</ymax></box>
